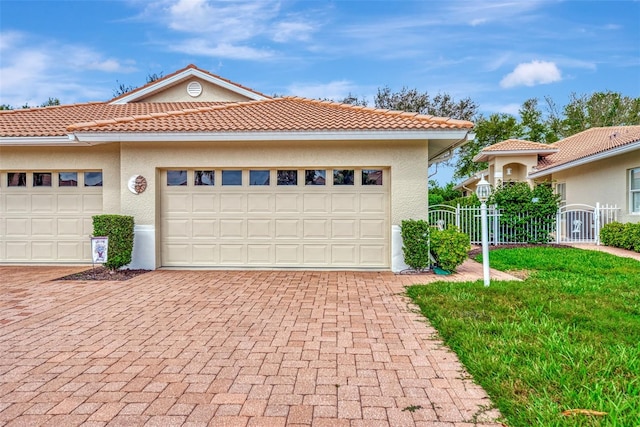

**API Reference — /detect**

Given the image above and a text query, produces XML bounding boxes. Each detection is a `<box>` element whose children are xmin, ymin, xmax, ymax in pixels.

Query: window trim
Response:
<box><xmin>630</xmin><ymin>167</ymin><xmax>640</xmax><ymax>214</ymax></box>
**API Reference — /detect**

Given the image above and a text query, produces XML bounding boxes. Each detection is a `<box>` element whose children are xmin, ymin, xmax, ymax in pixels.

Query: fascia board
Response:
<box><xmin>110</xmin><ymin>69</ymin><xmax>268</xmax><ymax>104</ymax></box>
<box><xmin>72</xmin><ymin>129</ymin><xmax>471</xmax><ymax>143</ymax></box>
<box><xmin>473</xmin><ymin>149</ymin><xmax>558</xmax><ymax>162</ymax></box>
<box><xmin>528</xmin><ymin>141</ymin><xmax>640</xmax><ymax>179</ymax></box>
<box><xmin>0</xmin><ymin>136</ymin><xmax>91</xmax><ymax>146</ymax></box>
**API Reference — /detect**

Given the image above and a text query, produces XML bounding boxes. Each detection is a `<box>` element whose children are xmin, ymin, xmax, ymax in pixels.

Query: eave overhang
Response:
<box><xmin>473</xmin><ymin>148</ymin><xmax>558</xmax><ymax>163</ymax></box>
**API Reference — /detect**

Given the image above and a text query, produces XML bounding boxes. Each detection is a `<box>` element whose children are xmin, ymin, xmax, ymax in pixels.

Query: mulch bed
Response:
<box><xmin>56</xmin><ymin>267</ymin><xmax>150</xmax><ymax>281</ymax></box>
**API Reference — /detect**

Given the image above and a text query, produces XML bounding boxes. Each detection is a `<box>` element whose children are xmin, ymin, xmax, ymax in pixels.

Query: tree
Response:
<box><xmin>0</xmin><ymin>104</ymin><xmax>12</xmax><ymax>110</ymax></box>
<box><xmin>112</xmin><ymin>72</ymin><xmax>165</xmax><ymax>98</ymax></box>
<box><xmin>374</xmin><ymin>86</ymin><xmax>477</xmax><ymax>120</ymax></box>
<box><xmin>454</xmin><ymin>113</ymin><xmax>521</xmax><ymax>179</ymax></box>
<box><xmin>561</xmin><ymin>91</ymin><xmax>640</xmax><ymax>136</ymax></box>
<box><xmin>40</xmin><ymin>97</ymin><xmax>60</xmax><ymax>107</ymax></box>
<box><xmin>428</xmin><ymin>180</ymin><xmax>462</xmax><ymax>205</ymax></box>
<box><xmin>339</xmin><ymin>93</ymin><xmax>368</xmax><ymax>107</ymax></box>
<box><xmin>519</xmin><ymin>98</ymin><xmax>556</xmax><ymax>143</ymax></box>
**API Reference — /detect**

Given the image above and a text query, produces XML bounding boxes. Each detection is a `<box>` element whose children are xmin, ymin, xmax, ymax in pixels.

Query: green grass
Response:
<box><xmin>406</xmin><ymin>247</ymin><xmax>640</xmax><ymax>427</ymax></box>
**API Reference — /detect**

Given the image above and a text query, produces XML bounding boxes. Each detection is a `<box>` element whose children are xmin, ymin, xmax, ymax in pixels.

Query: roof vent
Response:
<box><xmin>187</xmin><ymin>81</ymin><xmax>203</xmax><ymax>98</ymax></box>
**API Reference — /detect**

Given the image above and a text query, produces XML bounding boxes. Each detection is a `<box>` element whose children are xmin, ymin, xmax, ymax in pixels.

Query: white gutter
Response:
<box><xmin>71</xmin><ymin>129</ymin><xmax>471</xmax><ymax>144</ymax></box>
<box><xmin>528</xmin><ymin>140</ymin><xmax>640</xmax><ymax>179</ymax></box>
<box><xmin>430</xmin><ymin>131</ymin><xmax>475</xmax><ymax>164</ymax></box>
<box><xmin>0</xmin><ymin>136</ymin><xmax>94</xmax><ymax>146</ymax></box>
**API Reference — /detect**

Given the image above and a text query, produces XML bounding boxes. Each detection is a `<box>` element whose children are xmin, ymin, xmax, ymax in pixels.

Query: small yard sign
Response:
<box><xmin>91</xmin><ymin>236</ymin><xmax>109</xmax><ymax>264</ymax></box>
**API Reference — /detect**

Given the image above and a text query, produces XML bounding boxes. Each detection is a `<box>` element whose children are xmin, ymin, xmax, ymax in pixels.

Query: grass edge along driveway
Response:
<box><xmin>407</xmin><ymin>246</ymin><xmax>640</xmax><ymax>427</ymax></box>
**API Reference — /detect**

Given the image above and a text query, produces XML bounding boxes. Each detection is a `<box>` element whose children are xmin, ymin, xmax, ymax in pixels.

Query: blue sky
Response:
<box><xmin>1</xmin><ymin>0</ymin><xmax>639</xmax><ymax>183</ymax></box>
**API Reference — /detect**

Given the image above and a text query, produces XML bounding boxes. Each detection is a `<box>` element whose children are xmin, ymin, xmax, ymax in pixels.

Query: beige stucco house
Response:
<box><xmin>0</xmin><ymin>65</ymin><xmax>474</xmax><ymax>271</ymax></box>
<box><xmin>462</xmin><ymin>126</ymin><xmax>640</xmax><ymax>223</ymax></box>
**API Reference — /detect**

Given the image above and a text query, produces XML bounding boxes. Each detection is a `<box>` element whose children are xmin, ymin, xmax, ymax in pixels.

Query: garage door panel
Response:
<box><xmin>275</xmin><ymin>194</ymin><xmax>300</xmax><ymax>213</ymax></box>
<box><xmin>6</xmin><ymin>194</ymin><xmax>29</xmax><ymax>212</ymax></box>
<box><xmin>247</xmin><ymin>194</ymin><xmax>273</xmax><ymax>213</ymax></box>
<box><xmin>275</xmin><ymin>219</ymin><xmax>301</xmax><ymax>239</ymax></box>
<box><xmin>31</xmin><ymin>194</ymin><xmax>55</xmax><ymax>213</ymax></box>
<box><xmin>360</xmin><ymin>219</ymin><xmax>386</xmax><ymax>239</ymax></box>
<box><xmin>193</xmin><ymin>194</ymin><xmax>217</xmax><ymax>213</ymax></box>
<box><xmin>32</xmin><ymin>218</ymin><xmax>55</xmax><ymax>236</ymax></box>
<box><xmin>303</xmin><ymin>244</ymin><xmax>329</xmax><ymax>264</ymax></box>
<box><xmin>164</xmin><ymin>194</ymin><xmax>190</xmax><ymax>213</ymax></box>
<box><xmin>247</xmin><ymin>244</ymin><xmax>271</xmax><ymax>264</ymax></box>
<box><xmin>331</xmin><ymin>194</ymin><xmax>358</xmax><ymax>213</ymax></box>
<box><xmin>192</xmin><ymin>219</ymin><xmax>217</xmax><ymax>238</ymax></box>
<box><xmin>83</xmin><ymin>218</ymin><xmax>94</xmax><ymax>236</ymax></box>
<box><xmin>6</xmin><ymin>242</ymin><xmax>29</xmax><ymax>260</ymax></box>
<box><xmin>83</xmin><ymin>194</ymin><xmax>103</xmax><ymax>212</ymax></box>
<box><xmin>164</xmin><ymin>219</ymin><xmax>191</xmax><ymax>238</ymax></box>
<box><xmin>303</xmin><ymin>194</ymin><xmax>329</xmax><ymax>213</ymax></box>
<box><xmin>331</xmin><ymin>219</ymin><xmax>357</xmax><ymax>239</ymax></box>
<box><xmin>248</xmin><ymin>219</ymin><xmax>272</xmax><ymax>239</ymax></box>
<box><xmin>163</xmin><ymin>244</ymin><xmax>191</xmax><ymax>264</ymax></box>
<box><xmin>332</xmin><ymin>245</ymin><xmax>357</xmax><ymax>264</ymax></box>
<box><xmin>58</xmin><ymin>194</ymin><xmax>81</xmax><ymax>213</ymax></box>
<box><xmin>6</xmin><ymin>218</ymin><xmax>29</xmax><ymax>236</ymax></box>
<box><xmin>57</xmin><ymin>242</ymin><xmax>83</xmax><ymax>260</ymax></box>
<box><xmin>220</xmin><ymin>194</ymin><xmax>245</xmax><ymax>213</ymax></box>
<box><xmin>360</xmin><ymin>245</ymin><xmax>387</xmax><ymax>265</ymax></box>
<box><xmin>220</xmin><ymin>244</ymin><xmax>245</xmax><ymax>264</ymax></box>
<box><xmin>220</xmin><ymin>219</ymin><xmax>245</xmax><ymax>239</ymax></box>
<box><xmin>192</xmin><ymin>244</ymin><xmax>217</xmax><ymax>263</ymax></box>
<box><xmin>31</xmin><ymin>241</ymin><xmax>55</xmax><ymax>260</ymax></box>
<box><xmin>57</xmin><ymin>218</ymin><xmax>82</xmax><ymax>237</ymax></box>
<box><xmin>360</xmin><ymin>193</ymin><xmax>387</xmax><ymax>213</ymax></box>
<box><xmin>303</xmin><ymin>219</ymin><xmax>329</xmax><ymax>239</ymax></box>
<box><xmin>275</xmin><ymin>244</ymin><xmax>300</xmax><ymax>264</ymax></box>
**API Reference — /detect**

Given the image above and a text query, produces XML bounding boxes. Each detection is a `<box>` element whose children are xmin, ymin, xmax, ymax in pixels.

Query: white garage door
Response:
<box><xmin>161</xmin><ymin>168</ymin><xmax>389</xmax><ymax>268</ymax></box>
<box><xmin>0</xmin><ymin>171</ymin><xmax>103</xmax><ymax>263</ymax></box>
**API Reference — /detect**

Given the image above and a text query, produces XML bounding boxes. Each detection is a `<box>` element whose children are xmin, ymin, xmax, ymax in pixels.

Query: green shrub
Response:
<box><xmin>401</xmin><ymin>219</ymin><xmax>431</xmax><ymax>271</ymax></box>
<box><xmin>92</xmin><ymin>214</ymin><xmax>135</xmax><ymax>270</ymax></box>
<box><xmin>600</xmin><ymin>221</ymin><xmax>640</xmax><ymax>253</ymax></box>
<box><xmin>430</xmin><ymin>225</ymin><xmax>470</xmax><ymax>272</ymax></box>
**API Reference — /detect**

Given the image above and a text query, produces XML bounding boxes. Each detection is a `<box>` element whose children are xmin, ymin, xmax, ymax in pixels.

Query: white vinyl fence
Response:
<box><xmin>428</xmin><ymin>203</ymin><xmax>619</xmax><ymax>245</ymax></box>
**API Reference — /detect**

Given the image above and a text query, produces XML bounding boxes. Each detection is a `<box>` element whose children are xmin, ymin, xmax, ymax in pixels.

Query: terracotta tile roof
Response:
<box><xmin>0</xmin><ymin>102</ymin><xmax>229</xmax><ymax>137</ymax></box>
<box><xmin>66</xmin><ymin>97</ymin><xmax>474</xmax><ymax>134</ymax></box>
<box><xmin>108</xmin><ymin>64</ymin><xmax>270</xmax><ymax>103</ymax></box>
<box><xmin>536</xmin><ymin>126</ymin><xmax>640</xmax><ymax>171</ymax></box>
<box><xmin>482</xmin><ymin>139</ymin><xmax>557</xmax><ymax>153</ymax></box>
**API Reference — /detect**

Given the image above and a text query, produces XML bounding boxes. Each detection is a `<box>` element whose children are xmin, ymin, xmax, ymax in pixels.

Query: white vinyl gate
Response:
<box><xmin>428</xmin><ymin>203</ymin><xmax>619</xmax><ymax>245</ymax></box>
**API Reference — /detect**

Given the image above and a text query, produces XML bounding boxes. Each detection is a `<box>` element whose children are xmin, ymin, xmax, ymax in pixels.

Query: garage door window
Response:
<box><xmin>195</xmin><ymin>170</ymin><xmax>214</xmax><ymax>186</ymax></box>
<box><xmin>250</xmin><ymin>170</ymin><xmax>270</xmax><ymax>186</ymax></box>
<box><xmin>333</xmin><ymin>169</ymin><xmax>354</xmax><ymax>185</ymax></box>
<box><xmin>8</xmin><ymin>172</ymin><xmax>26</xmax><ymax>187</ymax></box>
<box><xmin>167</xmin><ymin>170</ymin><xmax>188</xmax><ymax>186</ymax></box>
<box><xmin>85</xmin><ymin>172</ymin><xmax>103</xmax><ymax>187</ymax></box>
<box><xmin>305</xmin><ymin>170</ymin><xmax>326</xmax><ymax>185</ymax></box>
<box><xmin>222</xmin><ymin>170</ymin><xmax>242</xmax><ymax>185</ymax></box>
<box><xmin>362</xmin><ymin>169</ymin><xmax>383</xmax><ymax>185</ymax></box>
<box><xmin>59</xmin><ymin>172</ymin><xmax>78</xmax><ymax>187</ymax></box>
<box><xmin>33</xmin><ymin>172</ymin><xmax>52</xmax><ymax>187</ymax></box>
<box><xmin>277</xmin><ymin>170</ymin><xmax>297</xmax><ymax>185</ymax></box>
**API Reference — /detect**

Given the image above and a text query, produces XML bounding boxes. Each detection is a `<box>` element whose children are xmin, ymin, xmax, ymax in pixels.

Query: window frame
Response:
<box><xmin>630</xmin><ymin>167</ymin><xmax>640</xmax><ymax>214</ymax></box>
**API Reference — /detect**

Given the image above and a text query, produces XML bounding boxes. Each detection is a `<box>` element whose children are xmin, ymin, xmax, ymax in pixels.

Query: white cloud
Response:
<box><xmin>500</xmin><ymin>60</ymin><xmax>562</xmax><ymax>88</ymax></box>
<box><xmin>286</xmin><ymin>80</ymin><xmax>361</xmax><ymax>101</ymax></box>
<box><xmin>481</xmin><ymin>102</ymin><xmax>521</xmax><ymax>115</ymax></box>
<box><xmin>272</xmin><ymin>21</ymin><xmax>314</xmax><ymax>43</ymax></box>
<box><xmin>168</xmin><ymin>39</ymin><xmax>273</xmax><ymax>60</ymax></box>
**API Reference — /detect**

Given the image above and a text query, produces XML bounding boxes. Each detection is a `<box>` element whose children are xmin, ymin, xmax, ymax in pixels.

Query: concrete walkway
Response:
<box><xmin>0</xmin><ymin>265</ymin><xmax>504</xmax><ymax>427</ymax></box>
<box><xmin>566</xmin><ymin>243</ymin><xmax>640</xmax><ymax>262</ymax></box>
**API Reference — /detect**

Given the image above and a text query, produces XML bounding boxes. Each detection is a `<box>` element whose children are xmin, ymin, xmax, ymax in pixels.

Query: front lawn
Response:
<box><xmin>407</xmin><ymin>246</ymin><xmax>640</xmax><ymax>427</ymax></box>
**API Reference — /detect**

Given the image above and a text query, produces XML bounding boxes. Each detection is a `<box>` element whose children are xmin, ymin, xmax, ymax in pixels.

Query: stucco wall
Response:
<box><xmin>490</xmin><ymin>154</ymin><xmax>538</xmax><ymax>186</ymax></box>
<box><xmin>550</xmin><ymin>150</ymin><xmax>640</xmax><ymax>223</ymax></box>
<box><xmin>118</xmin><ymin>139</ymin><xmax>429</xmax><ymax>226</ymax></box>
<box><xmin>0</xmin><ymin>143</ymin><xmax>121</xmax><ymax>213</ymax></box>
<box><xmin>138</xmin><ymin>79</ymin><xmax>253</xmax><ymax>103</ymax></box>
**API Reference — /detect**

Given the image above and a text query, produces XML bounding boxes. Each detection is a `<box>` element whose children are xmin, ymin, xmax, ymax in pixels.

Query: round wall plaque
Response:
<box><xmin>128</xmin><ymin>175</ymin><xmax>147</xmax><ymax>194</ymax></box>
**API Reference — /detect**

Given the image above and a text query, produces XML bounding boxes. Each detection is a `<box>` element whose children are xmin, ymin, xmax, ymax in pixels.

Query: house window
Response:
<box><xmin>277</xmin><ymin>170</ymin><xmax>297</xmax><ymax>186</ymax></box>
<box><xmin>59</xmin><ymin>172</ymin><xmax>78</xmax><ymax>187</ymax></box>
<box><xmin>33</xmin><ymin>172</ymin><xmax>52</xmax><ymax>187</ymax></box>
<box><xmin>85</xmin><ymin>171</ymin><xmax>103</xmax><ymax>187</ymax></box>
<box><xmin>8</xmin><ymin>172</ymin><xmax>27</xmax><ymax>187</ymax></box>
<box><xmin>167</xmin><ymin>170</ymin><xmax>188</xmax><ymax>186</ymax></box>
<box><xmin>195</xmin><ymin>170</ymin><xmax>214</xmax><ymax>186</ymax></box>
<box><xmin>333</xmin><ymin>169</ymin><xmax>354</xmax><ymax>185</ymax></box>
<box><xmin>631</xmin><ymin>168</ymin><xmax>640</xmax><ymax>213</ymax></box>
<box><xmin>556</xmin><ymin>182</ymin><xmax>566</xmax><ymax>206</ymax></box>
<box><xmin>222</xmin><ymin>170</ymin><xmax>242</xmax><ymax>186</ymax></box>
<box><xmin>249</xmin><ymin>170</ymin><xmax>270</xmax><ymax>186</ymax></box>
<box><xmin>362</xmin><ymin>169</ymin><xmax>383</xmax><ymax>185</ymax></box>
<box><xmin>305</xmin><ymin>170</ymin><xmax>326</xmax><ymax>186</ymax></box>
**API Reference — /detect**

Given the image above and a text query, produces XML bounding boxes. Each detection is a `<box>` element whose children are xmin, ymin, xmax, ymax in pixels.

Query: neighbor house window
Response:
<box><xmin>33</xmin><ymin>172</ymin><xmax>52</xmax><ymax>187</ymax></box>
<box><xmin>277</xmin><ymin>170</ymin><xmax>297</xmax><ymax>186</ymax></box>
<box><xmin>222</xmin><ymin>170</ymin><xmax>242</xmax><ymax>186</ymax></box>
<box><xmin>167</xmin><ymin>170</ymin><xmax>187</xmax><ymax>186</ymax></box>
<box><xmin>195</xmin><ymin>170</ymin><xmax>214</xmax><ymax>186</ymax></box>
<box><xmin>333</xmin><ymin>169</ymin><xmax>354</xmax><ymax>185</ymax></box>
<box><xmin>249</xmin><ymin>170</ymin><xmax>270</xmax><ymax>186</ymax></box>
<box><xmin>631</xmin><ymin>168</ymin><xmax>640</xmax><ymax>213</ymax></box>
<box><xmin>59</xmin><ymin>172</ymin><xmax>78</xmax><ymax>187</ymax></box>
<box><xmin>8</xmin><ymin>172</ymin><xmax>27</xmax><ymax>187</ymax></box>
<box><xmin>85</xmin><ymin>171</ymin><xmax>103</xmax><ymax>187</ymax></box>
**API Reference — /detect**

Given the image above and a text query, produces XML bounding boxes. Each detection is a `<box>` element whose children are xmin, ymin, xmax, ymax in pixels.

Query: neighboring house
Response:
<box><xmin>462</xmin><ymin>126</ymin><xmax>640</xmax><ymax>223</ymax></box>
<box><xmin>0</xmin><ymin>64</ymin><xmax>474</xmax><ymax>271</ymax></box>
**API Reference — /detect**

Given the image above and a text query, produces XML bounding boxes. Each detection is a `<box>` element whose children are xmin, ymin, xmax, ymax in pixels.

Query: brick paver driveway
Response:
<box><xmin>0</xmin><ymin>267</ymin><xmax>501</xmax><ymax>426</ymax></box>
